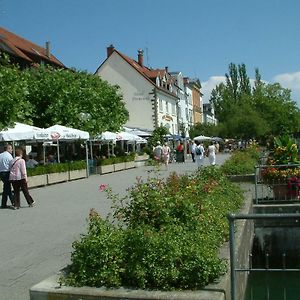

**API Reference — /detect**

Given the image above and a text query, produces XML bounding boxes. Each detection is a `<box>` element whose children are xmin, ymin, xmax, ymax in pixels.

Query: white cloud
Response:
<box><xmin>273</xmin><ymin>72</ymin><xmax>300</xmax><ymax>107</ymax></box>
<box><xmin>201</xmin><ymin>76</ymin><xmax>226</xmax><ymax>103</ymax></box>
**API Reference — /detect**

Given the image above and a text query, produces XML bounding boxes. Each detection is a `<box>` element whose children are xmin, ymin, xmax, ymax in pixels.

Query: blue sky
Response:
<box><xmin>2</xmin><ymin>0</ymin><xmax>300</xmax><ymax>106</ymax></box>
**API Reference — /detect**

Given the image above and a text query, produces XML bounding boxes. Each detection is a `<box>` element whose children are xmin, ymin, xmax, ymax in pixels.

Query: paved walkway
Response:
<box><xmin>0</xmin><ymin>154</ymin><xmax>230</xmax><ymax>300</ymax></box>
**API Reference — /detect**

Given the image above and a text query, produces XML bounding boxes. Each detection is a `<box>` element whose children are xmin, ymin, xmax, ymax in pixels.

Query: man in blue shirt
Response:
<box><xmin>0</xmin><ymin>144</ymin><xmax>14</xmax><ymax>208</ymax></box>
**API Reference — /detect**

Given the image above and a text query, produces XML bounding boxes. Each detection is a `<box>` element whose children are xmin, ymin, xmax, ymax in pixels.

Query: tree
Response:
<box><xmin>189</xmin><ymin>123</ymin><xmax>221</xmax><ymax>139</ymax></box>
<box><xmin>0</xmin><ymin>63</ymin><xmax>32</xmax><ymax>130</ymax></box>
<box><xmin>148</xmin><ymin>126</ymin><xmax>169</xmax><ymax>149</ymax></box>
<box><xmin>210</xmin><ymin>63</ymin><xmax>300</xmax><ymax>139</ymax></box>
<box><xmin>26</xmin><ymin>66</ymin><xmax>129</xmax><ymax>135</ymax></box>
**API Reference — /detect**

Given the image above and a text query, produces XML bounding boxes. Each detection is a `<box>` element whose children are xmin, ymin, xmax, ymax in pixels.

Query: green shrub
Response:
<box><xmin>97</xmin><ymin>157</ymin><xmax>115</xmax><ymax>166</ymax></box>
<box><xmin>220</xmin><ymin>147</ymin><xmax>260</xmax><ymax>175</ymax></box>
<box><xmin>64</xmin><ymin>167</ymin><xmax>243</xmax><ymax>290</ymax></box>
<box><xmin>27</xmin><ymin>160</ymin><xmax>86</xmax><ymax>176</ymax></box>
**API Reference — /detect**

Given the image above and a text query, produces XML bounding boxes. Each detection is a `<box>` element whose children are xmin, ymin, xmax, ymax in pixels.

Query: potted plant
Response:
<box><xmin>261</xmin><ymin>135</ymin><xmax>300</xmax><ymax>199</ymax></box>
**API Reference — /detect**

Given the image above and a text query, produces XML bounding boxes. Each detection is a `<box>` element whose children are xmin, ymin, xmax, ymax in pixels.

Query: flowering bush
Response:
<box><xmin>272</xmin><ymin>135</ymin><xmax>299</xmax><ymax>165</ymax></box>
<box><xmin>261</xmin><ymin>166</ymin><xmax>300</xmax><ymax>183</ymax></box>
<box><xmin>63</xmin><ymin>167</ymin><xmax>243</xmax><ymax>290</ymax></box>
<box><xmin>261</xmin><ymin>135</ymin><xmax>300</xmax><ymax>185</ymax></box>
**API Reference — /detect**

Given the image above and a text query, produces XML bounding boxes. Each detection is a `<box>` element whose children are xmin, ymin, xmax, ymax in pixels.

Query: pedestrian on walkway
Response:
<box><xmin>9</xmin><ymin>148</ymin><xmax>35</xmax><ymax>209</ymax></box>
<box><xmin>189</xmin><ymin>140</ymin><xmax>196</xmax><ymax>162</ymax></box>
<box><xmin>0</xmin><ymin>144</ymin><xmax>14</xmax><ymax>208</ymax></box>
<box><xmin>195</xmin><ymin>141</ymin><xmax>205</xmax><ymax>168</ymax></box>
<box><xmin>208</xmin><ymin>141</ymin><xmax>216</xmax><ymax>166</ymax></box>
<box><xmin>162</xmin><ymin>142</ymin><xmax>171</xmax><ymax>170</ymax></box>
<box><xmin>153</xmin><ymin>141</ymin><xmax>163</xmax><ymax>163</ymax></box>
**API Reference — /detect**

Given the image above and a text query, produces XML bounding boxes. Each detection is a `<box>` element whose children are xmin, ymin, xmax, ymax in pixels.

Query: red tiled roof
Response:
<box><xmin>114</xmin><ymin>50</ymin><xmax>178</xmax><ymax>99</ymax></box>
<box><xmin>0</xmin><ymin>27</ymin><xmax>65</xmax><ymax>67</ymax></box>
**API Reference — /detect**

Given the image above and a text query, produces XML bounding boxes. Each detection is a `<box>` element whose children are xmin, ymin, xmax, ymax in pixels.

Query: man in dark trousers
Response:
<box><xmin>0</xmin><ymin>144</ymin><xmax>14</xmax><ymax>208</ymax></box>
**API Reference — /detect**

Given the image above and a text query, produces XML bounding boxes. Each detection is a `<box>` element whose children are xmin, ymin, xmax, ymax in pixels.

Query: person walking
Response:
<box><xmin>208</xmin><ymin>141</ymin><xmax>216</xmax><ymax>166</ymax></box>
<box><xmin>162</xmin><ymin>142</ymin><xmax>171</xmax><ymax>170</ymax></box>
<box><xmin>0</xmin><ymin>144</ymin><xmax>14</xmax><ymax>208</ymax></box>
<box><xmin>9</xmin><ymin>148</ymin><xmax>35</xmax><ymax>209</ymax></box>
<box><xmin>153</xmin><ymin>141</ymin><xmax>163</xmax><ymax>163</ymax></box>
<box><xmin>195</xmin><ymin>142</ymin><xmax>205</xmax><ymax>168</ymax></box>
<box><xmin>190</xmin><ymin>140</ymin><xmax>196</xmax><ymax>162</ymax></box>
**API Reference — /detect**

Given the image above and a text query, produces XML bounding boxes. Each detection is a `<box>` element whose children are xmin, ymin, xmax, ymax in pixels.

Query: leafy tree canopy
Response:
<box><xmin>0</xmin><ymin>62</ymin><xmax>32</xmax><ymax>130</ymax></box>
<box><xmin>210</xmin><ymin>63</ymin><xmax>300</xmax><ymax>139</ymax></box>
<box><xmin>25</xmin><ymin>66</ymin><xmax>129</xmax><ymax>135</ymax></box>
<box><xmin>0</xmin><ymin>62</ymin><xmax>129</xmax><ymax>135</ymax></box>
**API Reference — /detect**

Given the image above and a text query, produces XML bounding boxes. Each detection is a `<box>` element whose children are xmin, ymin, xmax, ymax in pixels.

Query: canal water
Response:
<box><xmin>245</xmin><ymin>272</ymin><xmax>300</xmax><ymax>300</ymax></box>
<box><xmin>244</xmin><ymin>227</ymin><xmax>300</xmax><ymax>300</ymax></box>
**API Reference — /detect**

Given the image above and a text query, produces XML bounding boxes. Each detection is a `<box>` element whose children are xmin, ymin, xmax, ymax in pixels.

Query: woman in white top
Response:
<box><xmin>162</xmin><ymin>142</ymin><xmax>170</xmax><ymax>169</ymax></box>
<box><xmin>208</xmin><ymin>142</ymin><xmax>216</xmax><ymax>166</ymax></box>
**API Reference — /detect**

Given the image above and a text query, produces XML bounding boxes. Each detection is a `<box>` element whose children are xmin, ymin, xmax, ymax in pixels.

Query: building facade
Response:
<box><xmin>95</xmin><ymin>46</ymin><xmax>179</xmax><ymax>134</ymax></box>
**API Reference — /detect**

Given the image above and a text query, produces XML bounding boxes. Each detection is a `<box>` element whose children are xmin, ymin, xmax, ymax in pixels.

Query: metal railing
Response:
<box><xmin>228</xmin><ymin>213</ymin><xmax>300</xmax><ymax>300</ymax></box>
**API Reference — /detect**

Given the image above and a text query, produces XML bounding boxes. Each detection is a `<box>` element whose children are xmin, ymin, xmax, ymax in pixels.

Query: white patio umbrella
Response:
<box><xmin>123</xmin><ymin>127</ymin><xmax>152</xmax><ymax>137</ymax></box>
<box><xmin>0</xmin><ymin>122</ymin><xmax>45</xmax><ymax>141</ymax></box>
<box><xmin>116</xmin><ymin>131</ymin><xmax>147</xmax><ymax>143</ymax></box>
<box><xmin>43</xmin><ymin>125</ymin><xmax>90</xmax><ymax>165</ymax></box>
<box><xmin>193</xmin><ymin>135</ymin><xmax>212</xmax><ymax>142</ymax></box>
<box><xmin>95</xmin><ymin>131</ymin><xmax>117</xmax><ymax>141</ymax></box>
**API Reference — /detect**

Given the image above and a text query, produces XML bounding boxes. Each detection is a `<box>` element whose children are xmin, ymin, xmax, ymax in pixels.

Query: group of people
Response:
<box><xmin>190</xmin><ymin>140</ymin><xmax>218</xmax><ymax>168</ymax></box>
<box><xmin>0</xmin><ymin>144</ymin><xmax>35</xmax><ymax>210</ymax></box>
<box><xmin>153</xmin><ymin>139</ymin><xmax>219</xmax><ymax>169</ymax></box>
<box><xmin>153</xmin><ymin>141</ymin><xmax>171</xmax><ymax>169</ymax></box>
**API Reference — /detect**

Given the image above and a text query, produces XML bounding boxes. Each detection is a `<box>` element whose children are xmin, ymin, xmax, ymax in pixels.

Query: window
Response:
<box><xmin>159</xmin><ymin>99</ymin><xmax>163</xmax><ymax>112</ymax></box>
<box><xmin>166</xmin><ymin>101</ymin><xmax>169</xmax><ymax>113</ymax></box>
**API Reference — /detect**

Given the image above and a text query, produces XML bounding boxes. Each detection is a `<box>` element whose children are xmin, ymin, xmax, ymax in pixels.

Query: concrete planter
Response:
<box><xmin>69</xmin><ymin>169</ymin><xmax>87</xmax><ymax>181</ymax></box>
<box><xmin>114</xmin><ymin>162</ymin><xmax>126</xmax><ymax>172</ymax></box>
<box><xmin>98</xmin><ymin>164</ymin><xmax>114</xmax><ymax>175</ymax></box>
<box><xmin>47</xmin><ymin>172</ymin><xmax>69</xmax><ymax>185</ymax></box>
<box><xmin>29</xmin><ymin>185</ymin><xmax>254</xmax><ymax>300</ymax></box>
<box><xmin>125</xmin><ymin>160</ymin><xmax>135</xmax><ymax>169</ymax></box>
<box><xmin>28</xmin><ymin>175</ymin><xmax>47</xmax><ymax>188</ymax></box>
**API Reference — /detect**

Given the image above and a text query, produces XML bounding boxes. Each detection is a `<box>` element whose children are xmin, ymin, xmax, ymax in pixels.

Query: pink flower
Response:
<box><xmin>99</xmin><ymin>184</ymin><xmax>107</xmax><ymax>192</ymax></box>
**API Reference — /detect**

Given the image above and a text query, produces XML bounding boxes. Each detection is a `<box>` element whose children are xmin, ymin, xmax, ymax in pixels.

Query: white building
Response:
<box><xmin>95</xmin><ymin>45</ymin><xmax>179</xmax><ymax>134</ymax></box>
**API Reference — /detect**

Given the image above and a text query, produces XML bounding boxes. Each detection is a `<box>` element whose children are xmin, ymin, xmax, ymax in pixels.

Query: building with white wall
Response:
<box><xmin>95</xmin><ymin>46</ymin><xmax>179</xmax><ymax>134</ymax></box>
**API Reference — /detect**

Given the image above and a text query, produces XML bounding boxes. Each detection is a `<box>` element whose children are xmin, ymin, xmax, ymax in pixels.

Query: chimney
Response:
<box><xmin>107</xmin><ymin>44</ymin><xmax>115</xmax><ymax>58</ymax></box>
<box><xmin>165</xmin><ymin>66</ymin><xmax>168</xmax><ymax>73</ymax></box>
<box><xmin>138</xmin><ymin>49</ymin><xmax>144</xmax><ymax>66</ymax></box>
<box><xmin>45</xmin><ymin>41</ymin><xmax>51</xmax><ymax>58</ymax></box>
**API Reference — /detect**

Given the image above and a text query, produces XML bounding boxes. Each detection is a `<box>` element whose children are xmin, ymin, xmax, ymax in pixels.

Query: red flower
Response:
<box><xmin>99</xmin><ymin>184</ymin><xmax>107</xmax><ymax>192</ymax></box>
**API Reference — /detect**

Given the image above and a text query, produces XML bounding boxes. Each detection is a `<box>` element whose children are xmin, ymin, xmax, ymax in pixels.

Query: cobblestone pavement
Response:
<box><xmin>0</xmin><ymin>154</ymin><xmax>230</xmax><ymax>300</ymax></box>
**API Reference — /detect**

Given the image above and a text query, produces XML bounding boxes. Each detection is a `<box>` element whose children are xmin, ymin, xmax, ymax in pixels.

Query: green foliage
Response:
<box><xmin>189</xmin><ymin>122</ymin><xmax>222</xmax><ymax>139</ymax></box>
<box><xmin>220</xmin><ymin>147</ymin><xmax>260</xmax><ymax>175</ymax></box>
<box><xmin>210</xmin><ymin>63</ymin><xmax>300</xmax><ymax>139</ymax></box>
<box><xmin>64</xmin><ymin>167</ymin><xmax>243</xmax><ymax>290</ymax></box>
<box><xmin>25</xmin><ymin>66</ymin><xmax>129</xmax><ymax>135</ymax></box>
<box><xmin>271</xmin><ymin>135</ymin><xmax>299</xmax><ymax>164</ymax></box>
<box><xmin>0</xmin><ymin>64</ymin><xmax>129</xmax><ymax>134</ymax></box>
<box><xmin>97</xmin><ymin>154</ymin><xmax>135</xmax><ymax>166</ymax></box>
<box><xmin>27</xmin><ymin>161</ymin><xmax>86</xmax><ymax>176</ymax></box>
<box><xmin>148</xmin><ymin>126</ymin><xmax>169</xmax><ymax>149</ymax></box>
<box><xmin>0</xmin><ymin>63</ymin><xmax>32</xmax><ymax>130</ymax></box>
<box><xmin>66</xmin><ymin>211</ymin><xmax>125</xmax><ymax>287</ymax></box>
